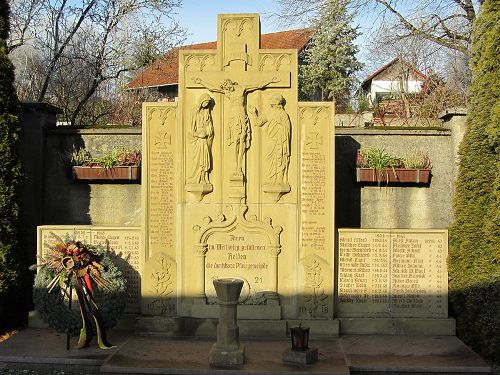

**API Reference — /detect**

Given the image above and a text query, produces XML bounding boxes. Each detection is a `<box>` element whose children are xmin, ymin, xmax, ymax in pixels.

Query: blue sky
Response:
<box><xmin>175</xmin><ymin>0</ymin><xmax>304</xmax><ymax>44</ymax></box>
<box><xmin>174</xmin><ymin>0</ymin><xmax>379</xmax><ymax>75</ymax></box>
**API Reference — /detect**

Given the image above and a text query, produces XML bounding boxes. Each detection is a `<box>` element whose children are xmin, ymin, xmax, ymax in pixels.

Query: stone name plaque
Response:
<box><xmin>37</xmin><ymin>225</ymin><xmax>141</xmax><ymax>313</ymax></box>
<box><xmin>338</xmin><ymin>229</ymin><xmax>447</xmax><ymax>318</ymax></box>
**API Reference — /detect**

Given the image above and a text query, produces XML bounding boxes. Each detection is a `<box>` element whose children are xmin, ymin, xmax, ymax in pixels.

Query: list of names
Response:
<box><xmin>338</xmin><ymin>229</ymin><xmax>447</xmax><ymax>318</ymax></box>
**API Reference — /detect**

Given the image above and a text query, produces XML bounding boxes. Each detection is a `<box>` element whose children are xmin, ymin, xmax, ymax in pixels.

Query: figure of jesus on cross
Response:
<box><xmin>193</xmin><ymin>76</ymin><xmax>279</xmax><ymax>177</ymax></box>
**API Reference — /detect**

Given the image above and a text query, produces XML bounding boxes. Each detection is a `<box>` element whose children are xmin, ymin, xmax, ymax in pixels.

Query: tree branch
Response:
<box><xmin>37</xmin><ymin>0</ymin><xmax>98</xmax><ymax>102</ymax></box>
<box><xmin>374</xmin><ymin>0</ymin><xmax>469</xmax><ymax>54</ymax></box>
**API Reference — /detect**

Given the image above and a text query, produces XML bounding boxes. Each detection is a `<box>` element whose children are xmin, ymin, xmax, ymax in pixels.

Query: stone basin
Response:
<box><xmin>213</xmin><ymin>278</ymin><xmax>244</xmax><ymax>304</ymax></box>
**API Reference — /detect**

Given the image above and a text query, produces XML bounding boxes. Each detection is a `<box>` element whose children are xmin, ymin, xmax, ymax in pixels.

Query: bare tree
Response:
<box><xmin>276</xmin><ymin>0</ymin><xmax>479</xmax><ymax>56</ymax></box>
<box><xmin>9</xmin><ymin>0</ymin><xmax>184</xmax><ymax>125</ymax></box>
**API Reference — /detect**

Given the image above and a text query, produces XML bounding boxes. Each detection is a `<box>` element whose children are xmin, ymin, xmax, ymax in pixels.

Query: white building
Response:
<box><xmin>360</xmin><ymin>57</ymin><xmax>428</xmax><ymax>106</ymax></box>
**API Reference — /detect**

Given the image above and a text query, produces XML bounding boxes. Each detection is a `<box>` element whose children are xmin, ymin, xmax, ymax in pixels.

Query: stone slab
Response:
<box><xmin>282</xmin><ymin>348</ymin><xmax>319</xmax><ymax>364</ymax></box>
<box><xmin>0</xmin><ymin>329</ymin><xmax>491</xmax><ymax>375</ymax></box>
<box><xmin>0</xmin><ymin>328</ymin><xmax>129</xmax><ymax>366</ymax></box>
<box><xmin>338</xmin><ymin>317</ymin><xmax>456</xmax><ymax>336</ymax></box>
<box><xmin>101</xmin><ymin>335</ymin><xmax>349</xmax><ymax>374</ymax></box>
<box><xmin>341</xmin><ymin>335</ymin><xmax>491</xmax><ymax>374</ymax></box>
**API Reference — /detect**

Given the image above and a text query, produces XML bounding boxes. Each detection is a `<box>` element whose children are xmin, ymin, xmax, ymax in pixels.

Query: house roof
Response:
<box><xmin>126</xmin><ymin>28</ymin><xmax>312</xmax><ymax>90</ymax></box>
<box><xmin>360</xmin><ymin>57</ymin><xmax>429</xmax><ymax>91</ymax></box>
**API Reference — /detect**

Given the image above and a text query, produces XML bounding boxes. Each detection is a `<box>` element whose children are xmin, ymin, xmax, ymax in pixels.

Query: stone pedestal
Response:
<box><xmin>209</xmin><ymin>278</ymin><xmax>245</xmax><ymax>367</ymax></box>
<box><xmin>282</xmin><ymin>348</ymin><xmax>318</xmax><ymax>364</ymax></box>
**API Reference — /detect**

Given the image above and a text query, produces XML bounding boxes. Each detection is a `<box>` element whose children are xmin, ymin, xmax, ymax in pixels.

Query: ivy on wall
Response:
<box><xmin>449</xmin><ymin>0</ymin><xmax>500</xmax><ymax>363</ymax></box>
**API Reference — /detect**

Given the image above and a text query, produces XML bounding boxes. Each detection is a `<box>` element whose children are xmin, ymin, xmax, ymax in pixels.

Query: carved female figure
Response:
<box><xmin>188</xmin><ymin>94</ymin><xmax>214</xmax><ymax>184</ymax></box>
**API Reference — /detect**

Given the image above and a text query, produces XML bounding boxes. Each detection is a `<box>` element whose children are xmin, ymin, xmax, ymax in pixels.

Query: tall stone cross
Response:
<box><xmin>180</xmin><ymin>14</ymin><xmax>291</xmax><ymax>201</ymax></box>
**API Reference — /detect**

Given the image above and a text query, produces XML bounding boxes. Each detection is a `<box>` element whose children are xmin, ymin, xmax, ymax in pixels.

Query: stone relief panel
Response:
<box><xmin>141</xmin><ymin>253</ymin><xmax>177</xmax><ymax>316</ymax></box>
<box><xmin>191</xmin><ymin>76</ymin><xmax>280</xmax><ymax>180</ymax></box>
<box><xmin>298</xmin><ymin>255</ymin><xmax>330</xmax><ymax>319</ymax></box>
<box><xmin>220</xmin><ymin>17</ymin><xmax>258</xmax><ymax>70</ymax></box>
<box><xmin>192</xmin><ymin>205</ymin><xmax>282</xmax><ymax>304</ymax></box>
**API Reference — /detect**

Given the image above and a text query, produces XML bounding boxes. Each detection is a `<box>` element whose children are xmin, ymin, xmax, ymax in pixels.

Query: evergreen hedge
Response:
<box><xmin>0</xmin><ymin>0</ymin><xmax>22</xmax><ymax>331</ymax></box>
<box><xmin>449</xmin><ymin>0</ymin><xmax>500</xmax><ymax>363</ymax></box>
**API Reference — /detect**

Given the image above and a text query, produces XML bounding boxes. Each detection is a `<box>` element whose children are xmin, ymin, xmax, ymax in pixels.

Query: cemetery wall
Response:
<box><xmin>335</xmin><ymin>127</ymin><xmax>460</xmax><ymax>229</ymax></box>
<box><xmin>34</xmin><ymin>114</ymin><xmax>464</xmax><ymax>232</ymax></box>
<box><xmin>43</xmin><ymin>127</ymin><xmax>142</xmax><ymax>226</ymax></box>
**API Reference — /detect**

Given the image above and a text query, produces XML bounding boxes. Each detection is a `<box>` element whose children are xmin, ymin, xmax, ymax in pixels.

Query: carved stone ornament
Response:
<box><xmin>192</xmin><ymin>205</ymin><xmax>283</xmax><ymax>301</ymax></box>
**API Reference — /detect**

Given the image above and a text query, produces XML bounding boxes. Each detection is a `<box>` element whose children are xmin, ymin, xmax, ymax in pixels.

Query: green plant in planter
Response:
<box><xmin>70</xmin><ymin>149</ymin><xmax>91</xmax><ymax>166</ymax></box>
<box><xmin>357</xmin><ymin>147</ymin><xmax>402</xmax><ymax>168</ymax></box>
<box><xmin>356</xmin><ymin>147</ymin><xmax>431</xmax><ymax>185</ymax></box>
<box><xmin>70</xmin><ymin>149</ymin><xmax>141</xmax><ymax>168</ymax></box>
<box><xmin>402</xmin><ymin>150</ymin><xmax>431</xmax><ymax>169</ymax></box>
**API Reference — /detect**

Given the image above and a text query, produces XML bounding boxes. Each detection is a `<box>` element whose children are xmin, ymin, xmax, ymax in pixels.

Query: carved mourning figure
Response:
<box><xmin>193</xmin><ymin>76</ymin><xmax>279</xmax><ymax>177</ymax></box>
<box><xmin>249</xmin><ymin>93</ymin><xmax>291</xmax><ymax>187</ymax></box>
<box><xmin>188</xmin><ymin>94</ymin><xmax>214</xmax><ymax>185</ymax></box>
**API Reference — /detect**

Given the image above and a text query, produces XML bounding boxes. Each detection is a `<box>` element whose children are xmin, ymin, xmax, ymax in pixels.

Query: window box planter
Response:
<box><xmin>72</xmin><ymin>166</ymin><xmax>141</xmax><ymax>182</ymax></box>
<box><xmin>356</xmin><ymin>167</ymin><xmax>431</xmax><ymax>184</ymax></box>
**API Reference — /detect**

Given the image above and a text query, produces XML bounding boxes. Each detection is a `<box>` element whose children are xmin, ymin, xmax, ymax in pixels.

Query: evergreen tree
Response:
<box><xmin>299</xmin><ymin>0</ymin><xmax>363</xmax><ymax>110</ymax></box>
<box><xmin>0</xmin><ymin>0</ymin><xmax>22</xmax><ymax>330</ymax></box>
<box><xmin>449</xmin><ymin>0</ymin><xmax>499</xmax><ymax>362</ymax></box>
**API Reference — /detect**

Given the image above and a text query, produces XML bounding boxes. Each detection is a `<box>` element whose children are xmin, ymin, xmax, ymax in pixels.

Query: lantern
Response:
<box><xmin>290</xmin><ymin>324</ymin><xmax>310</xmax><ymax>351</ymax></box>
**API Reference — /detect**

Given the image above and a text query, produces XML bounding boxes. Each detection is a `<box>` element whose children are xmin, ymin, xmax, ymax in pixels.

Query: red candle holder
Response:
<box><xmin>290</xmin><ymin>323</ymin><xmax>309</xmax><ymax>351</ymax></box>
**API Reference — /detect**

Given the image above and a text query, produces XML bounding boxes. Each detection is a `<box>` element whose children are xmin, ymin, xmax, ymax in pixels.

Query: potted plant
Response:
<box><xmin>71</xmin><ymin>149</ymin><xmax>141</xmax><ymax>181</ymax></box>
<box><xmin>356</xmin><ymin>147</ymin><xmax>431</xmax><ymax>184</ymax></box>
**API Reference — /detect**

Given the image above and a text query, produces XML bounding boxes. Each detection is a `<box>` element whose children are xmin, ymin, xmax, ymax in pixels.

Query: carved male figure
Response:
<box><xmin>188</xmin><ymin>94</ymin><xmax>214</xmax><ymax>184</ymax></box>
<box><xmin>249</xmin><ymin>93</ymin><xmax>291</xmax><ymax>186</ymax></box>
<box><xmin>193</xmin><ymin>76</ymin><xmax>279</xmax><ymax>177</ymax></box>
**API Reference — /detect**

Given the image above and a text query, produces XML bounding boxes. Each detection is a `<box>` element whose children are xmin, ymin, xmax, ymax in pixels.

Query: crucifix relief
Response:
<box><xmin>192</xmin><ymin>76</ymin><xmax>279</xmax><ymax>178</ymax></box>
<box><xmin>187</xmin><ymin>72</ymin><xmax>290</xmax><ymax>185</ymax></box>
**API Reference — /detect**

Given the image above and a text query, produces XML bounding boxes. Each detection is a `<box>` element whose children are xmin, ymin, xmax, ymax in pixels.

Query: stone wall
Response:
<box><xmin>43</xmin><ymin>127</ymin><xmax>141</xmax><ymax>226</ymax></box>
<box><xmin>33</xmin><ymin>109</ymin><xmax>465</xmax><ymax>231</ymax></box>
<box><xmin>335</xmin><ymin>121</ymin><xmax>465</xmax><ymax>229</ymax></box>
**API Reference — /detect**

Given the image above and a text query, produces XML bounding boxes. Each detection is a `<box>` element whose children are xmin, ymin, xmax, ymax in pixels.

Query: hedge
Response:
<box><xmin>449</xmin><ymin>0</ymin><xmax>500</xmax><ymax>363</ymax></box>
<box><xmin>0</xmin><ymin>0</ymin><xmax>23</xmax><ymax>331</ymax></box>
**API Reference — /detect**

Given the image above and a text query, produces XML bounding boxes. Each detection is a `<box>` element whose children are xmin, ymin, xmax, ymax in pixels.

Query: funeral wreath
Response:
<box><xmin>32</xmin><ymin>234</ymin><xmax>127</xmax><ymax>349</ymax></box>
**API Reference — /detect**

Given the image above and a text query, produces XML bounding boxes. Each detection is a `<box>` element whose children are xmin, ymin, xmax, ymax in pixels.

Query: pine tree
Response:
<box><xmin>448</xmin><ymin>0</ymin><xmax>500</xmax><ymax>362</ymax></box>
<box><xmin>0</xmin><ymin>0</ymin><xmax>23</xmax><ymax>330</ymax></box>
<box><xmin>299</xmin><ymin>0</ymin><xmax>363</xmax><ymax>110</ymax></box>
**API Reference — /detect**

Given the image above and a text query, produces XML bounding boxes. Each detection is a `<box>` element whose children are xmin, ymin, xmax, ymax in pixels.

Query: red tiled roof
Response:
<box><xmin>127</xmin><ymin>28</ymin><xmax>312</xmax><ymax>89</ymax></box>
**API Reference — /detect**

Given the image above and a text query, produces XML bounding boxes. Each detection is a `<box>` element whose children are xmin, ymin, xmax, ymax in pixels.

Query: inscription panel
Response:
<box><xmin>204</xmin><ymin>231</ymin><xmax>271</xmax><ymax>303</ymax></box>
<box><xmin>38</xmin><ymin>225</ymin><xmax>141</xmax><ymax>313</ymax></box>
<box><xmin>338</xmin><ymin>229</ymin><xmax>448</xmax><ymax>318</ymax></box>
<box><xmin>144</xmin><ymin>105</ymin><xmax>177</xmax><ymax>258</ymax></box>
<box><xmin>297</xmin><ymin>103</ymin><xmax>334</xmax><ymax>319</ymax></box>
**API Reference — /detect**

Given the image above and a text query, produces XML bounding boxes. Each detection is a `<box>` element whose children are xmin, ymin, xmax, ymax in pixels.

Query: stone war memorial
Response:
<box><xmin>33</xmin><ymin>13</ymin><xmax>456</xmax><ymax>338</ymax></box>
<box><xmin>140</xmin><ymin>13</ymin><xmax>336</xmax><ymax>335</ymax></box>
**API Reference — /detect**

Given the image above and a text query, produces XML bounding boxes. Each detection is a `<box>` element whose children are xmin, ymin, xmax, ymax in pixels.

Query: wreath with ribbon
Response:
<box><xmin>32</xmin><ymin>233</ymin><xmax>127</xmax><ymax>349</ymax></box>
